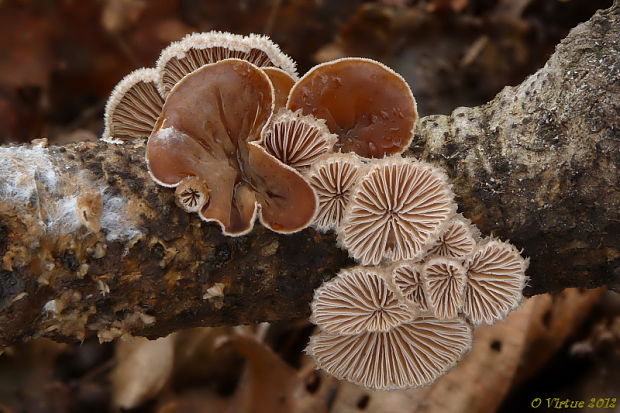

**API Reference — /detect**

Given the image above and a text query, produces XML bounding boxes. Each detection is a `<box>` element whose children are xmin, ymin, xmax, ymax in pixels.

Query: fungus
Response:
<box><xmin>156</xmin><ymin>31</ymin><xmax>298</xmax><ymax>97</ymax></box>
<box><xmin>262</xmin><ymin>68</ymin><xmax>295</xmax><ymax>111</ymax></box>
<box><xmin>392</xmin><ymin>262</ymin><xmax>429</xmax><ymax>312</ymax></box>
<box><xmin>311</xmin><ymin>266</ymin><xmax>414</xmax><ymax>336</ymax></box>
<box><xmin>427</xmin><ymin>214</ymin><xmax>478</xmax><ymax>259</ymax></box>
<box><xmin>305</xmin><ymin>153</ymin><xmax>362</xmax><ymax>232</ymax></box>
<box><xmin>462</xmin><ymin>240</ymin><xmax>528</xmax><ymax>325</ymax></box>
<box><xmin>307</xmin><ymin>317</ymin><xmax>472</xmax><ymax>390</ymax></box>
<box><xmin>146</xmin><ymin>59</ymin><xmax>317</xmax><ymax>236</ymax></box>
<box><xmin>174</xmin><ymin>176</ymin><xmax>210</xmax><ymax>213</ymax></box>
<box><xmin>262</xmin><ymin>109</ymin><xmax>337</xmax><ymax>171</ymax></box>
<box><xmin>287</xmin><ymin>57</ymin><xmax>417</xmax><ymax>158</ymax></box>
<box><xmin>422</xmin><ymin>258</ymin><xmax>467</xmax><ymax>320</ymax></box>
<box><xmin>102</xmin><ymin>68</ymin><xmax>164</xmax><ymax>143</ymax></box>
<box><xmin>338</xmin><ymin>157</ymin><xmax>456</xmax><ymax>265</ymax></box>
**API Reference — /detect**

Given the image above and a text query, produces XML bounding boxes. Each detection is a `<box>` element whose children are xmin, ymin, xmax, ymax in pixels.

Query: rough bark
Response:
<box><xmin>0</xmin><ymin>5</ymin><xmax>618</xmax><ymax>348</ymax></box>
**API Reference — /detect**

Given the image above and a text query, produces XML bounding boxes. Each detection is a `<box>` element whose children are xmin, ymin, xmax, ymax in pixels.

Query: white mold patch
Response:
<box><xmin>0</xmin><ymin>146</ymin><xmax>58</xmax><ymax>205</ymax></box>
<box><xmin>100</xmin><ymin>194</ymin><xmax>142</xmax><ymax>242</ymax></box>
<box><xmin>1</xmin><ymin>145</ymin><xmax>143</xmax><ymax>243</ymax></box>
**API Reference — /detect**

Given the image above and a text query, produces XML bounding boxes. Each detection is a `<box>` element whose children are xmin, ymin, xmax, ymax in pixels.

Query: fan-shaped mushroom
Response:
<box><xmin>287</xmin><ymin>57</ymin><xmax>417</xmax><ymax>158</ymax></box>
<box><xmin>311</xmin><ymin>266</ymin><xmax>415</xmax><ymax>336</ymax></box>
<box><xmin>156</xmin><ymin>31</ymin><xmax>298</xmax><ymax>97</ymax></box>
<box><xmin>307</xmin><ymin>316</ymin><xmax>472</xmax><ymax>390</ymax></box>
<box><xmin>174</xmin><ymin>176</ymin><xmax>210</xmax><ymax>213</ymax></box>
<box><xmin>462</xmin><ymin>240</ymin><xmax>529</xmax><ymax>325</ymax></box>
<box><xmin>146</xmin><ymin>59</ymin><xmax>317</xmax><ymax>236</ymax></box>
<box><xmin>102</xmin><ymin>68</ymin><xmax>164</xmax><ymax>143</ymax></box>
<box><xmin>262</xmin><ymin>68</ymin><xmax>295</xmax><ymax>111</ymax></box>
<box><xmin>262</xmin><ymin>109</ymin><xmax>337</xmax><ymax>171</ymax></box>
<box><xmin>392</xmin><ymin>262</ymin><xmax>430</xmax><ymax>312</ymax></box>
<box><xmin>338</xmin><ymin>157</ymin><xmax>456</xmax><ymax>265</ymax></box>
<box><xmin>427</xmin><ymin>214</ymin><xmax>479</xmax><ymax>259</ymax></box>
<box><xmin>305</xmin><ymin>153</ymin><xmax>363</xmax><ymax>232</ymax></box>
<box><xmin>422</xmin><ymin>257</ymin><xmax>467</xmax><ymax>320</ymax></box>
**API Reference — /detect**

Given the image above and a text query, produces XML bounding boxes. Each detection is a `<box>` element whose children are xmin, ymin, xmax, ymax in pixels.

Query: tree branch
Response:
<box><xmin>0</xmin><ymin>5</ymin><xmax>618</xmax><ymax>348</ymax></box>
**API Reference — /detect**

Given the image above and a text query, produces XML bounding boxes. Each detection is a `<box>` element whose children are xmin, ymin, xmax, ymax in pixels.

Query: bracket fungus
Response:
<box><xmin>462</xmin><ymin>240</ymin><xmax>529</xmax><ymax>325</ymax></box>
<box><xmin>307</xmin><ymin>317</ymin><xmax>472</xmax><ymax>391</ymax></box>
<box><xmin>287</xmin><ymin>57</ymin><xmax>417</xmax><ymax>158</ymax></box>
<box><xmin>146</xmin><ymin>59</ymin><xmax>317</xmax><ymax>236</ymax></box>
<box><xmin>102</xmin><ymin>68</ymin><xmax>164</xmax><ymax>143</ymax></box>
<box><xmin>262</xmin><ymin>109</ymin><xmax>337</xmax><ymax>171</ymax></box>
<box><xmin>305</xmin><ymin>153</ymin><xmax>363</xmax><ymax>232</ymax></box>
<box><xmin>338</xmin><ymin>157</ymin><xmax>456</xmax><ymax>266</ymax></box>
<box><xmin>262</xmin><ymin>68</ymin><xmax>295</xmax><ymax>111</ymax></box>
<box><xmin>427</xmin><ymin>214</ymin><xmax>479</xmax><ymax>259</ymax></box>
<box><xmin>422</xmin><ymin>258</ymin><xmax>467</xmax><ymax>320</ymax></box>
<box><xmin>311</xmin><ymin>267</ymin><xmax>415</xmax><ymax>336</ymax></box>
<box><xmin>156</xmin><ymin>31</ymin><xmax>298</xmax><ymax>97</ymax></box>
<box><xmin>392</xmin><ymin>262</ymin><xmax>430</xmax><ymax>312</ymax></box>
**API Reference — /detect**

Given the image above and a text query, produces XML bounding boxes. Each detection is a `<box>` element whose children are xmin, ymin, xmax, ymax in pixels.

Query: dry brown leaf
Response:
<box><xmin>111</xmin><ymin>335</ymin><xmax>175</xmax><ymax>409</ymax></box>
<box><xmin>219</xmin><ymin>332</ymin><xmax>331</xmax><ymax>413</ymax></box>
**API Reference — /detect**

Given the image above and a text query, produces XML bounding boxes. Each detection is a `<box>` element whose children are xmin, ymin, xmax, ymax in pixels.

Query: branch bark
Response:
<box><xmin>0</xmin><ymin>5</ymin><xmax>618</xmax><ymax>348</ymax></box>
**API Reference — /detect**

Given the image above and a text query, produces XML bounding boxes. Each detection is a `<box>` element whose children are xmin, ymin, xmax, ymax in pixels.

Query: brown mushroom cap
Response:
<box><xmin>307</xmin><ymin>316</ymin><xmax>472</xmax><ymax>391</ymax></box>
<box><xmin>146</xmin><ymin>59</ymin><xmax>316</xmax><ymax>236</ymax></box>
<box><xmin>422</xmin><ymin>257</ymin><xmax>467</xmax><ymax>320</ymax></box>
<box><xmin>262</xmin><ymin>68</ymin><xmax>295</xmax><ymax>111</ymax></box>
<box><xmin>427</xmin><ymin>214</ymin><xmax>479</xmax><ymax>259</ymax></box>
<box><xmin>392</xmin><ymin>262</ymin><xmax>430</xmax><ymax>312</ymax></box>
<box><xmin>462</xmin><ymin>240</ymin><xmax>529</xmax><ymax>325</ymax></box>
<box><xmin>306</xmin><ymin>153</ymin><xmax>363</xmax><ymax>232</ymax></box>
<box><xmin>338</xmin><ymin>157</ymin><xmax>456</xmax><ymax>265</ymax></box>
<box><xmin>311</xmin><ymin>266</ymin><xmax>415</xmax><ymax>335</ymax></box>
<box><xmin>156</xmin><ymin>31</ymin><xmax>298</xmax><ymax>97</ymax></box>
<box><xmin>102</xmin><ymin>68</ymin><xmax>164</xmax><ymax>143</ymax></box>
<box><xmin>262</xmin><ymin>109</ymin><xmax>337</xmax><ymax>172</ymax></box>
<box><xmin>287</xmin><ymin>57</ymin><xmax>417</xmax><ymax>158</ymax></box>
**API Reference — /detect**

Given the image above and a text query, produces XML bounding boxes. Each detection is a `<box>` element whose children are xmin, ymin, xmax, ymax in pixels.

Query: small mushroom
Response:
<box><xmin>422</xmin><ymin>257</ymin><xmax>467</xmax><ymax>320</ymax></box>
<box><xmin>338</xmin><ymin>157</ymin><xmax>456</xmax><ymax>265</ymax></box>
<box><xmin>392</xmin><ymin>262</ymin><xmax>430</xmax><ymax>312</ymax></box>
<box><xmin>146</xmin><ymin>59</ymin><xmax>317</xmax><ymax>236</ymax></box>
<box><xmin>174</xmin><ymin>176</ymin><xmax>210</xmax><ymax>213</ymax></box>
<box><xmin>102</xmin><ymin>68</ymin><xmax>164</xmax><ymax>143</ymax></box>
<box><xmin>311</xmin><ymin>266</ymin><xmax>415</xmax><ymax>336</ymax></box>
<box><xmin>156</xmin><ymin>31</ymin><xmax>298</xmax><ymax>97</ymax></box>
<box><xmin>305</xmin><ymin>153</ymin><xmax>363</xmax><ymax>232</ymax></box>
<box><xmin>307</xmin><ymin>316</ymin><xmax>472</xmax><ymax>390</ymax></box>
<box><xmin>262</xmin><ymin>68</ymin><xmax>295</xmax><ymax>111</ymax></box>
<box><xmin>462</xmin><ymin>240</ymin><xmax>529</xmax><ymax>325</ymax></box>
<box><xmin>287</xmin><ymin>57</ymin><xmax>417</xmax><ymax>158</ymax></box>
<box><xmin>262</xmin><ymin>109</ymin><xmax>337</xmax><ymax>171</ymax></box>
<box><xmin>427</xmin><ymin>214</ymin><xmax>479</xmax><ymax>259</ymax></box>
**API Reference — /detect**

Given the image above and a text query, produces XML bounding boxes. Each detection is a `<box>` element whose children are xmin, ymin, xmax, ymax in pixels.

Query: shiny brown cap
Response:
<box><xmin>287</xmin><ymin>57</ymin><xmax>417</xmax><ymax>158</ymax></box>
<box><xmin>146</xmin><ymin>59</ymin><xmax>316</xmax><ymax>236</ymax></box>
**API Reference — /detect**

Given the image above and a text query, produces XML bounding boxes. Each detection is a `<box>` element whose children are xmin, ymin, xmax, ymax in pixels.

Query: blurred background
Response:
<box><xmin>0</xmin><ymin>0</ymin><xmax>617</xmax><ymax>412</ymax></box>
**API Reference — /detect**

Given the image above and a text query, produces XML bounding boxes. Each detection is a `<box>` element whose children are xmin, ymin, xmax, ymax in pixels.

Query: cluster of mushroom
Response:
<box><xmin>102</xmin><ymin>31</ymin><xmax>529</xmax><ymax>391</ymax></box>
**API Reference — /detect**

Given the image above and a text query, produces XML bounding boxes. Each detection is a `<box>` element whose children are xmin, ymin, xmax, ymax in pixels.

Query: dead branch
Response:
<box><xmin>0</xmin><ymin>5</ymin><xmax>618</xmax><ymax>348</ymax></box>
